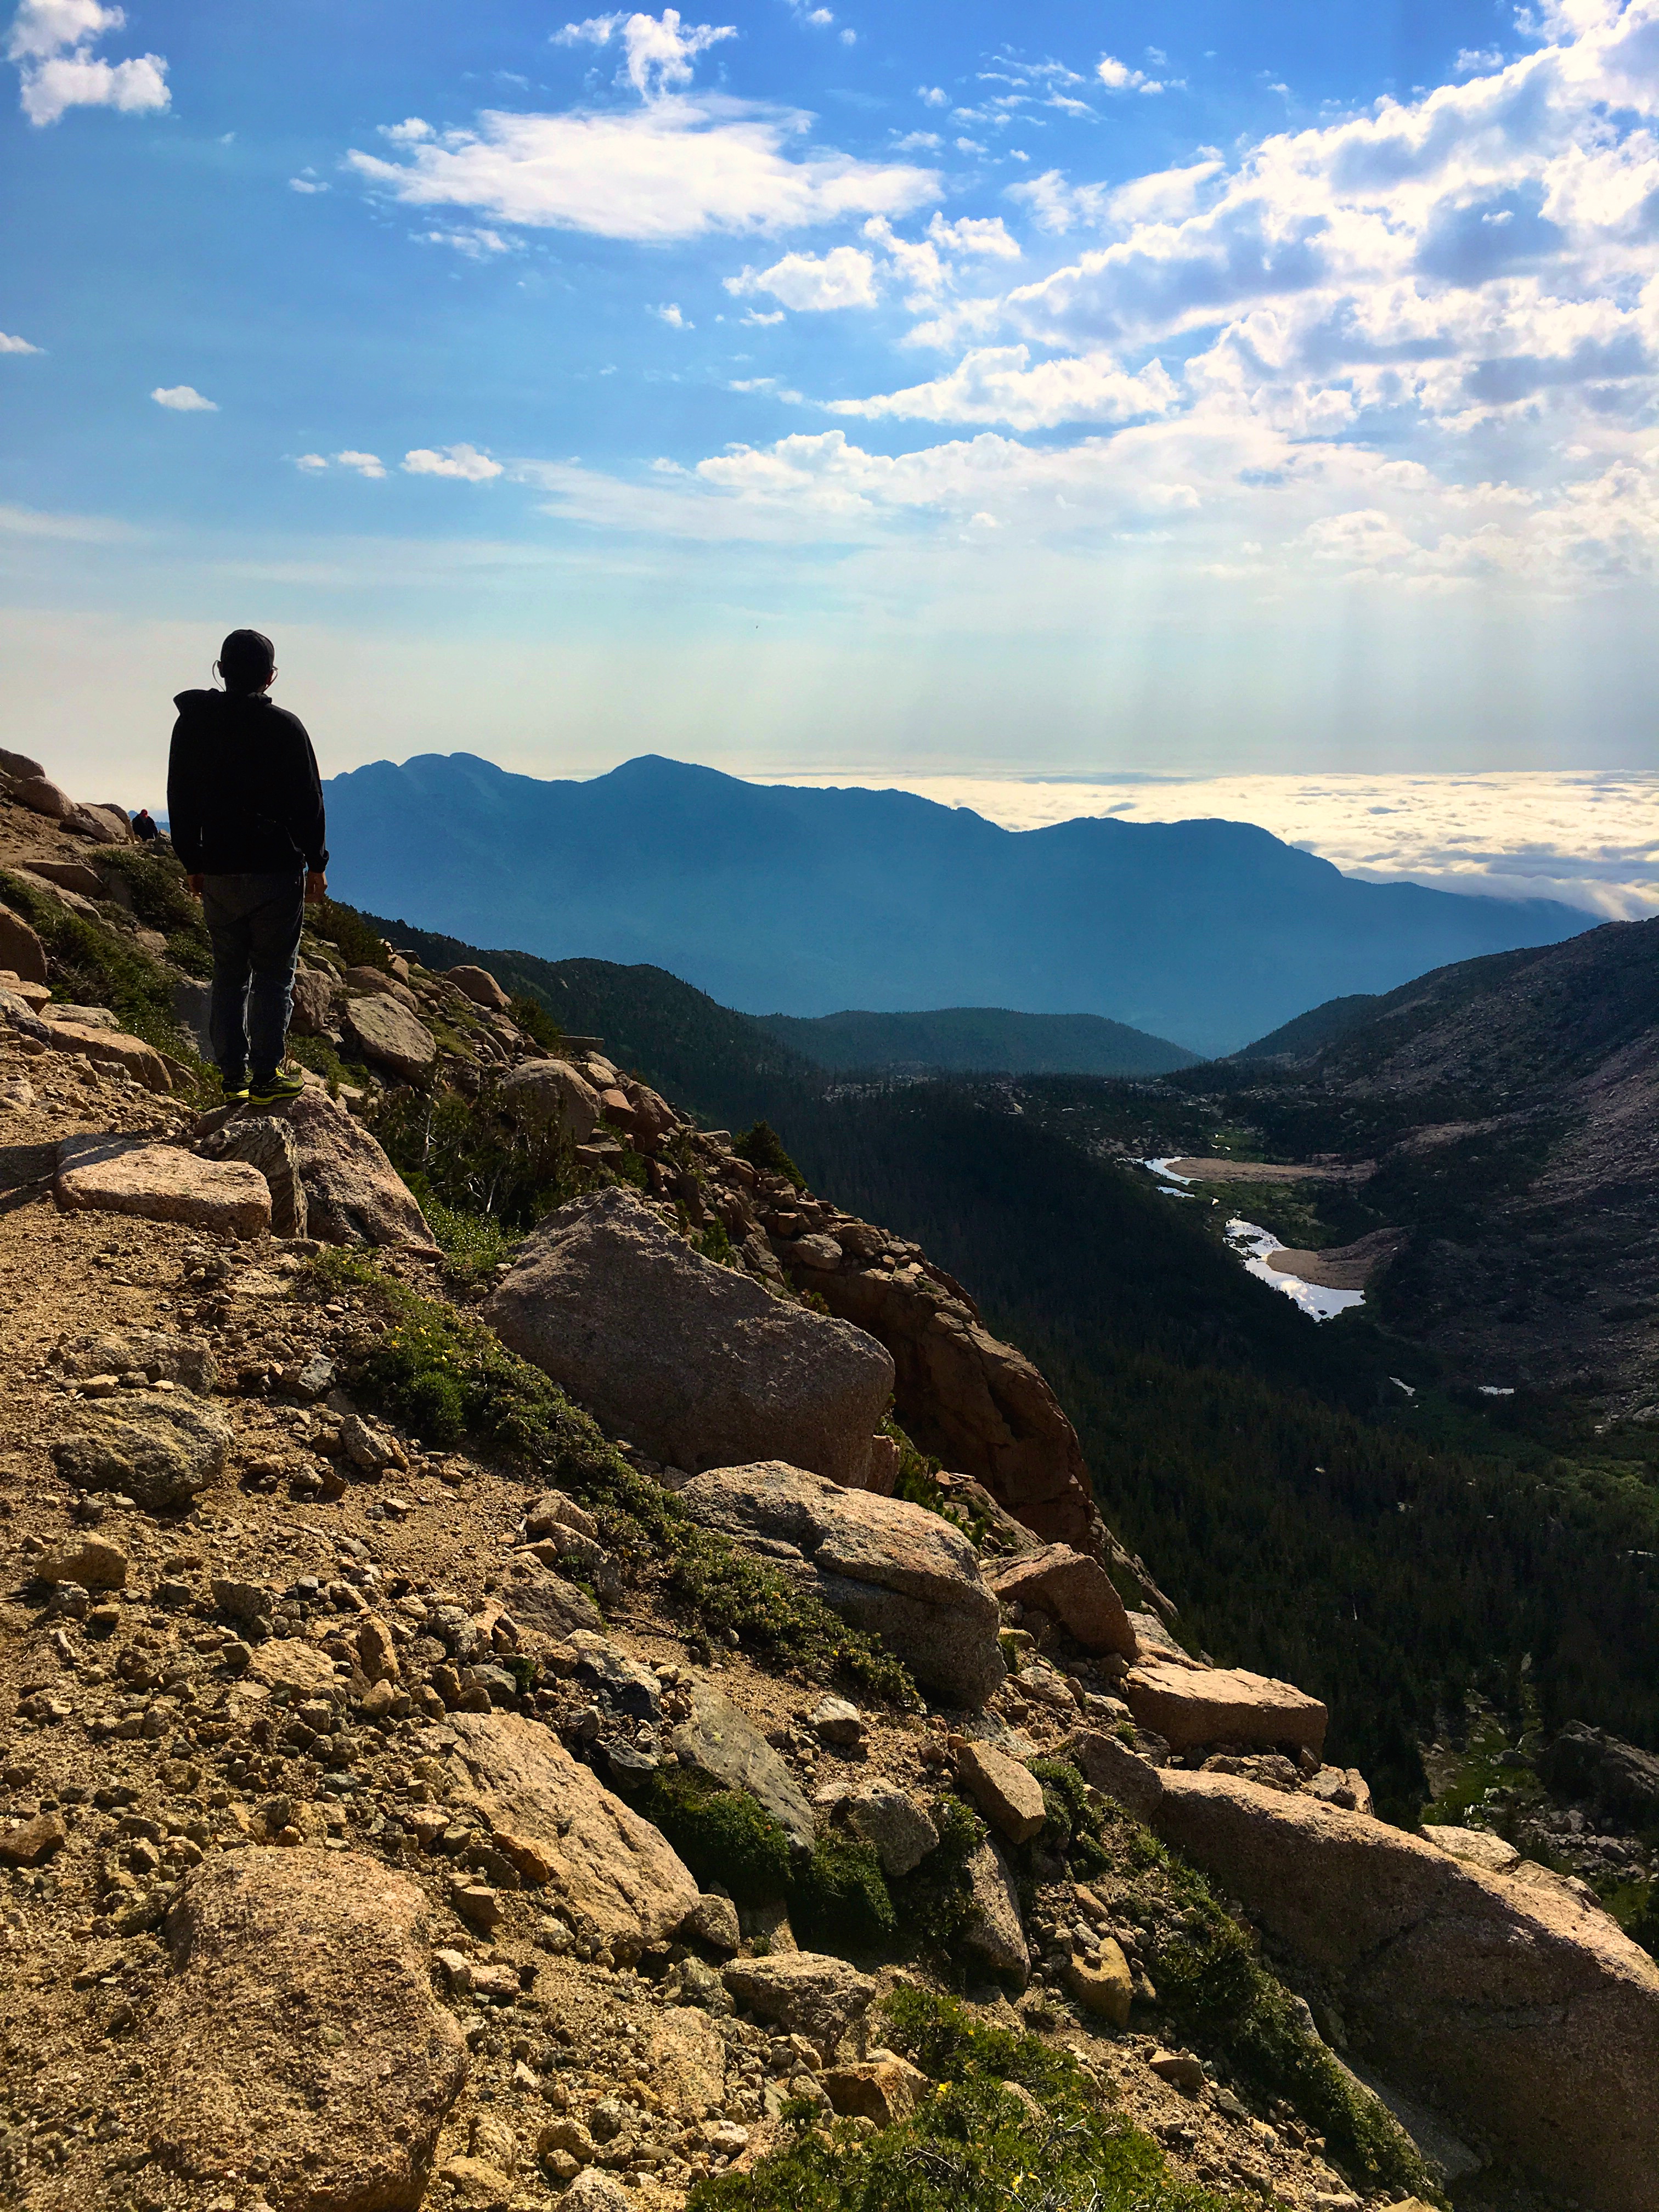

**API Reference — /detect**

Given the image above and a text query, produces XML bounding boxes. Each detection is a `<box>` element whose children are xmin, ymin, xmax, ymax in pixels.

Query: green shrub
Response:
<box><xmin>667</xmin><ymin>1531</ymin><xmax>918</xmax><ymax>1708</ymax></box>
<box><xmin>311</xmin><ymin>897</ymin><xmax>391</xmax><ymax>972</ymax></box>
<box><xmin>634</xmin><ymin>1768</ymin><xmax>793</xmax><ymax>1902</ymax></box>
<box><xmin>789</xmin><ymin>1831</ymin><xmax>895</xmax><ymax>1953</ymax></box>
<box><xmin>692</xmin><ymin>1985</ymin><xmax>1228</xmax><ymax>2212</ymax></box>
<box><xmin>509</xmin><ymin>993</ymin><xmax>563</xmax><ymax>1052</ymax></box>
<box><xmin>287</xmin><ymin>1032</ymin><xmax>358</xmax><ymax>1089</ymax></box>
<box><xmin>1027</xmin><ymin>1756</ymin><xmax>1111</xmax><ymax>1877</ymax></box>
<box><xmin>418</xmin><ymin>1195</ymin><xmax>520</xmax><ymax>1286</ymax></box>
<box><xmin>888</xmin><ymin>1795</ymin><xmax>985</xmax><ymax>1977</ymax></box>
<box><xmin>0</xmin><ymin>870</ymin><xmax>206</xmax><ymax>1078</ymax></box>
<box><xmin>371</xmin><ymin>1080</ymin><xmax>578</xmax><ymax>1231</ymax></box>
<box><xmin>697</xmin><ymin>1215</ymin><xmax>736</xmax><ymax>1267</ymax></box>
<box><xmin>94</xmin><ymin>845</ymin><xmax>211</xmax><ymax>957</ymax></box>
<box><xmin>735</xmin><ymin>1119</ymin><xmax>805</xmax><ymax>1190</ymax></box>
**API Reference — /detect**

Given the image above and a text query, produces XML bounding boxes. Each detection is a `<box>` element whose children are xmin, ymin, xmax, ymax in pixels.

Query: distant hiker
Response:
<box><xmin>167</xmin><ymin>628</ymin><xmax>328</xmax><ymax>1107</ymax></box>
<box><xmin>132</xmin><ymin>808</ymin><xmax>159</xmax><ymax>842</ymax></box>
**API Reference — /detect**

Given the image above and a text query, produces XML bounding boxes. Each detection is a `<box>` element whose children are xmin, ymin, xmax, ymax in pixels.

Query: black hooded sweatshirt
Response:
<box><xmin>166</xmin><ymin>689</ymin><xmax>329</xmax><ymax>876</ymax></box>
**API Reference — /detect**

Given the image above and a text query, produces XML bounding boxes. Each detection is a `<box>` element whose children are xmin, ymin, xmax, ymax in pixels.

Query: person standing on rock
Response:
<box><xmin>167</xmin><ymin>629</ymin><xmax>328</xmax><ymax>1107</ymax></box>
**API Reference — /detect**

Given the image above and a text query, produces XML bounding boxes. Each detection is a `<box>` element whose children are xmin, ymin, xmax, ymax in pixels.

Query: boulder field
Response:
<box><xmin>1</xmin><ymin>751</ymin><xmax>1654</xmax><ymax>2212</ymax></box>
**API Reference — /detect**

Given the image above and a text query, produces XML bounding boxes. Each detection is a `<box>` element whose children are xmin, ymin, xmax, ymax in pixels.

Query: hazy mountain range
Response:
<box><xmin>325</xmin><ymin>752</ymin><xmax>1592</xmax><ymax>1055</ymax></box>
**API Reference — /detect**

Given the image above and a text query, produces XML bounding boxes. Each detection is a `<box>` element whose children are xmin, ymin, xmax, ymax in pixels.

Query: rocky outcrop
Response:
<box><xmin>199</xmin><ymin>1113</ymin><xmax>309</xmax><ymax>1237</ymax></box>
<box><xmin>446</xmin><ymin>1710</ymin><xmax>701</xmax><ymax>1959</ymax></box>
<box><xmin>960</xmin><ymin>1836</ymin><xmax>1030</xmax><ymax>1986</ymax></box>
<box><xmin>148</xmin><ymin>1850</ymin><xmax>467</xmax><ymax>2211</ymax></box>
<box><xmin>288</xmin><ymin>962</ymin><xmax>341</xmax><ymax>1036</ymax></box>
<box><xmin>677</xmin><ymin>1459</ymin><xmax>1005</xmax><ymax>1707</ymax></box>
<box><xmin>754</xmin><ymin>1214</ymin><xmax>1104</xmax><ymax>1558</ymax></box>
<box><xmin>983</xmin><ymin>1544</ymin><xmax>1137</xmax><ymax>1656</ymax></box>
<box><xmin>1150</xmin><ymin>1770</ymin><xmax>1659</xmax><ymax>2212</ymax></box>
<box><xmin>486</xmin><ymin>1189</ymin><xmax>894</xmax><ymax>1489</ymax></box>
<box><xmin>1540</xmin><ymin>1720</ymin><xmax>1659</xmax><ymax>1825</ymax></box>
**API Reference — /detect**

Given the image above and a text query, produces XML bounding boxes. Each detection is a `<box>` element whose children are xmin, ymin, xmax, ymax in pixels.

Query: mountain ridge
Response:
<box><xmin>322</xmin><ymin>751</ymin><xmax>1591</xmax><ymax>1057</ymax></box>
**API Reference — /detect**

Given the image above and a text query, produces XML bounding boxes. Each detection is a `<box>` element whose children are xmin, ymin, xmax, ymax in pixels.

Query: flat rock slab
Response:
<box><xmin>52</xmin><ymin>1394</ymin><xmax>233</xmax><ymax>1511</ymax></box>
<box><xmin>55</xmin><ymin>1135</ymin><xmax>269</xmax><ymax>1234</ymax></box>
<box><xmin>1153</xmin><ymin>1771</ymin><xmax>1659</xmax><ymax>2212</ymax></box>
<box><xmin>956</xmin><ymin>1741</ymin><xmax>1046</xmax><ymax>1844</ymax></box>
<box><xmin>1122</xmin><ymin>1659</ymin><xmax>1327</xmax><ymax>1756</ymax></box>
<box><xmin>670</xmin><ymin>1681</ymin><xmax>816</xmax><ymax>1849</ymax></box>
<box><xmin>0</xmin><ymin>904</ymin><xmax>47</xmax><ymax>984</ymax></box>
<box><xmin>485</xmin><ymin>1188</ymin><xmax>894</xmax><ymax>1489</ymax></box>
<box><xmin>147</xmin><ymin>1850</ymin><xmax>466</xmax><ymax>2212</ymax></box>
<box><xmin>447</xmin><ymin>1710</ymin><xmax>699</xmax><ymax>1959</ymax></box>
<box><xmin>342</xmin><ymin>992</ymin><xmax>437</xmax><ymax>1081</ymax></box>
<box><xmin>984</xmin><ymin>1544</ymin><xmax>1137</xmax><ymax>1657</ymax></box>
<box><xmin>47</xmin><ymin>1024</ymin><xmax>173</xmax><ymax>1092</ymax></box>
<box><xmin>678</xmin><ymin>1459</ymin><xmax>1005</xmax><ymax>1708</ymax></box>
<box><xmin>55</xmin><ymin>1327</ymin><xmax>218</xmax><ymax>1394</ymax></box>
<box><xmin>961</xmin><ymin>1836</ymin><xmax>1029</xmax><ymax>1987</ymax></box>
<box><xmin>495</xmin><ymin>1553</ymin><xmax>603</xmax><ymax>1639</ymax></box>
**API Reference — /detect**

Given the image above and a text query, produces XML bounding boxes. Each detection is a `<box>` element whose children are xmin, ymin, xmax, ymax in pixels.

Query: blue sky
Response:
<box><xmin>5</xmin><ymin>0</ymin><xmax>1659</xmax><ymax>803</ymax></box>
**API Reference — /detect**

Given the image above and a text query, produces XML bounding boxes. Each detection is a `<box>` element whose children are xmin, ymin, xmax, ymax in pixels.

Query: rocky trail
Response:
<box><xmin>2</xmin><ymin>753</ymin><xmax>1657</xmax><ymax>2212</ymax></box>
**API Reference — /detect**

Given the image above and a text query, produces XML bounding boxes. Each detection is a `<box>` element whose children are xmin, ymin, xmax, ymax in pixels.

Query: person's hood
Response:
<box><xmin>173</xmin><ymin>687</ymin><xmax>270</xmax><ymax>714</ymax></box>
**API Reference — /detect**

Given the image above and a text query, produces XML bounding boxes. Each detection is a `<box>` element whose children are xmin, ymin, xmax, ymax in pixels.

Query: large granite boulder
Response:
<box><xmin>499</xmin><ymin>1058</ymin><xmax>602</xmax><ymax>1140</ymax></box>
<box><xmin>1152</xmin><ymin>1771</ymin><xmax>1659</xmax><ymax>2212</ymax></box>
<box><xmin>148</xmin><ymin>1850</ymin><xmax>466</xmax><ymax>2211</ymax></box>
<box><xmin>447</xmin><ymin>963</ymin><xmax>511</xmax><ymax>1011</ymax></box>
<box><xmin>678</xmin><ymin>1459</ymin><xmax>1005</xmax><ymax>1707</ymax></box>
<box><xmin>983</xmin><ymin>1544</ymin><xmax>1137</xmax><ymax>1656</ymax></box>
<box><xmin>0</xmin><ymin>904</ymin><xmax>47</xmax><ymax>985</ymax></box>
<box><xmin>289</xmin><ymin>963</ymin><xmax>342</xmax><ymax>1037</ymax></box>
<box><xmin>279</xmin><ymin>1089</ymin><xmax>436</xmax><ymax>1249</ymax></box>
<box><xmin>485</xmin><ymin>1189</ymin><xmax>894</xmax><ymax>1489</ymax></box>
<box><xmin>342</xmin><ymin>992</ymin><xmax>437</xmax><ymax>1082</ymax></box>
<box><xmin>447</xmin><ymin>1711</ymin><xmax>699</xmax><ymax>1959</ymax></box>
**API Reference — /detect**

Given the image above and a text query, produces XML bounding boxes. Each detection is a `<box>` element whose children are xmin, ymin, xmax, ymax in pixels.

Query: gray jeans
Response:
<box><xmin>201</xmin><ymin>871</ymin><xmax>304</xmax><ymax>1079</ymax></box>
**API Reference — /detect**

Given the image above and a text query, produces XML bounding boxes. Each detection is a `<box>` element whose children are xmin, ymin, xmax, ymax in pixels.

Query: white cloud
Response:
<box><xmin>553</xmin><ymin>8</ymin><xmax>735</xmax><ymax>98</ymax></box>
<box><xmin>1097</xmin><ymin>53</ymin><xmax>1161</xmax><ymax>93</ymax></box>
<box><xmin>726</xmin><ymin>244</ymin><xmax>878</xmax><ymax>309</ymax></box>
<box><xmin>8</xmin><ymin>0</ymin><xmax>167</xmax><ymax>125</ymax></box>
<box><xmin>838</xmin><ymin>25</ymin><xmax>854</xmax><ymax>43</ymax></box>
<box><xmin>349</xmin><ymin>95</ymin><xmax>936</xmax><ymax>244</ymax></box>
<box><xmin>917</xmin><ymin>84</ymin><xmax>947</xmax><ymax>107</ymax></box>
<box><xmin>827</xmin><ymin>346</ymin><xmax>1178</xmax><ymax>428</ymax></box>
<box><xmin>742</xmin><ymin>307</ymin><xmax>785</xmax><ymax>324</ymax></box>
<box><xmin>402</xmin><ymin>443</ymin><xmax>503</xmax><ymax>480</ymax></box>
<box><xmin>289</xmin><ymin>173</ymin><xmax>328</xmax><ymax>194</ymax></box>
<box><xmin>0</xmin><ymin>330</ymin><xmax>42</xmax><ymax>353</ymax></box>
<box><xmin>652</xmin><ymin>300</ymin><xmax>692</xmax><ymax>325</ymax></box>
<box><xmin>928</xmin><ymin>211</ymin><xmax>1019</xmax><ymax>259</ymax></box>
<box><xmin>337</xmin><ymin>450</ymin><xmax>386</xmax><ymax>477</ymax></box>
<box><xmin>295</xmin><ymin>453</ymin><xmax>329</xmax><ymax>472</ymax></box>
<box><xmin>151</xmin><ymin>385</ymin><xmax>216</xmax><ymax>411</ymax></box>
<box><xmin>415</xmin><ymin>225</ymin><xmax>515</xmax><ymax>258</ymax></box>
<box><xmin>381</xmin><ymin>116</ymin><xmax>434</xmax><ymax>144</ymax></box>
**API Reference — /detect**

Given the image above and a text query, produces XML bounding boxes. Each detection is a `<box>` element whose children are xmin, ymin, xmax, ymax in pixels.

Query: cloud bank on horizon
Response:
<box><xmin>5</xmin><ymin>0</ymin><xmax>1659</xmax><ymax>781</ymax></box>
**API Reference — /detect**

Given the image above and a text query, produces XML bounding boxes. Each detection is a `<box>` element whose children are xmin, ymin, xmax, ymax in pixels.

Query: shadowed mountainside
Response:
<box><xmin>755</xmin><ymin>1005</ymin><xmax>1203</xmax><ymax>1076</ymax></box>
<box><xmin>323</xmin><ymin>752</ymin><xmax>1590</xmax><ymax>1057</ymax></box>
